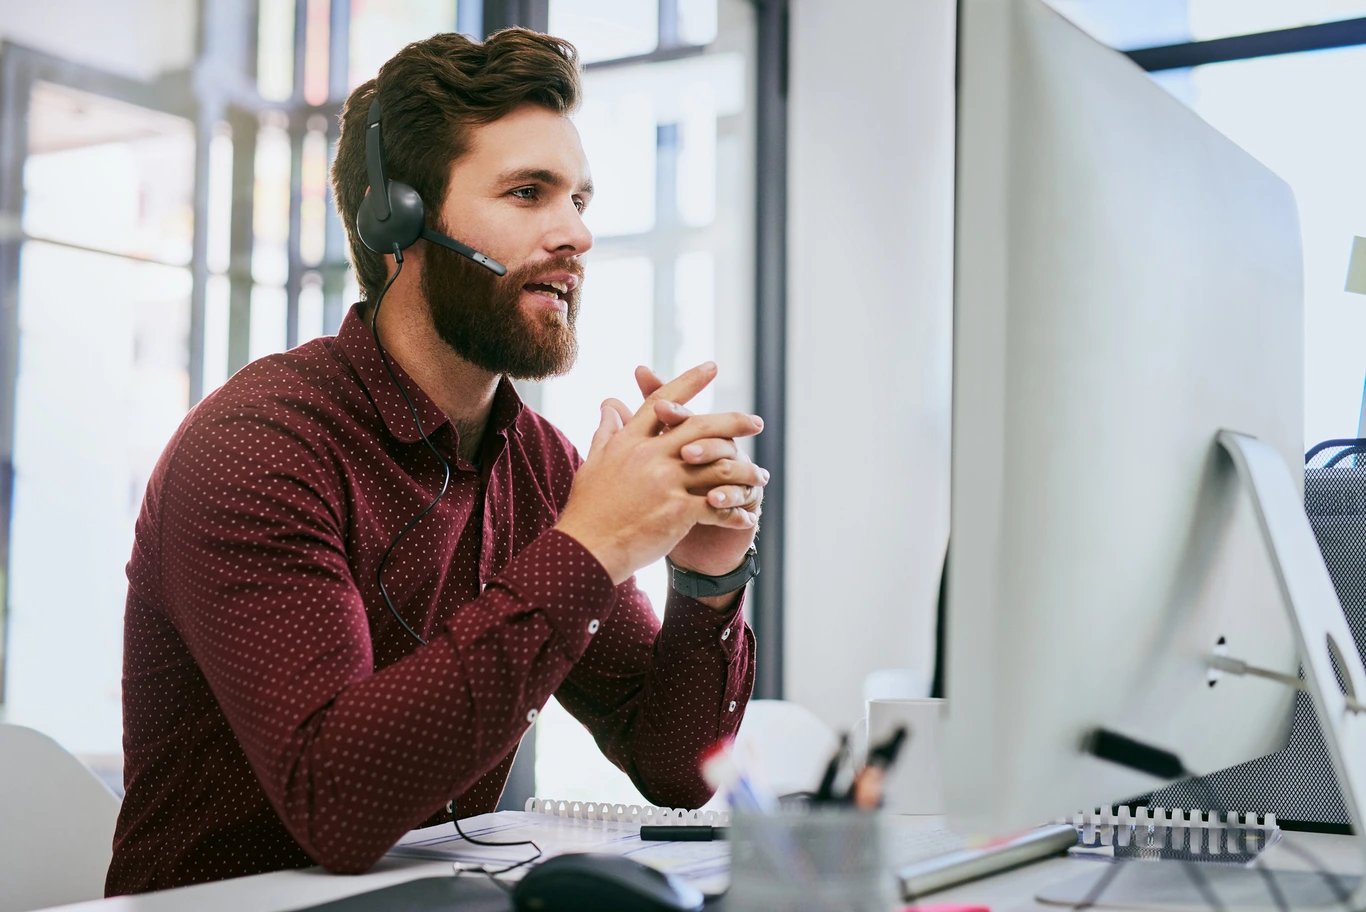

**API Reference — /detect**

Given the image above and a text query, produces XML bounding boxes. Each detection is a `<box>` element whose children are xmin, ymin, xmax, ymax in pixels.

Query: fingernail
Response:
<box><xmin>752</xmin><ymin>415</ymin><xmax>764</xmax><ymax>430</ymax></box>
<box><xmin>684</xmin><ymin>443</ymin><xmax>703</xmax><ymax>459</ymax></box>
<box><xmin>711</xmin><ymin>490</ymin><xmax>727</xmax><ymax>506</ymax></box>
<box><xmin>759</xmin><ymin>469</ymin><xmax>771</xmax><ymax>484</ymax></box>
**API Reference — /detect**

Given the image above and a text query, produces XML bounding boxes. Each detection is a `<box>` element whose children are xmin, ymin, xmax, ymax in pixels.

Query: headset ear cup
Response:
<box><xmin>356</xmin><ymin>188</ymin><xmax>387</xmax><ymax>253</ymax></box>
<box><xmin>357</xmin><ymin>181</ymin><xmax>426</xmax><ymax>253</ymax></box>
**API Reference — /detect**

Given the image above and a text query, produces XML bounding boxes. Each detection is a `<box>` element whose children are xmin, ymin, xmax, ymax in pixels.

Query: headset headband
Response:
<box><xmin>364</xmin><ymin>97</ymin><xmax>392</xmax><ymax>221</ymax></box>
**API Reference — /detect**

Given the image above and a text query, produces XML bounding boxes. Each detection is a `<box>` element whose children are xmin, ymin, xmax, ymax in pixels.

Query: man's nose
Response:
<box><xmin>547</xmin><ymin>200</ymin><xmax>593</xmax><ymax>256</ymax></box>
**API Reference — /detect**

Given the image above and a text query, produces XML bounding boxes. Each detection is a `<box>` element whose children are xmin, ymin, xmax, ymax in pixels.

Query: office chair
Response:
<box><xmin>0</xmin><ymin>723</ymin><xmax>121</xmax><ymax>912</ymax></box>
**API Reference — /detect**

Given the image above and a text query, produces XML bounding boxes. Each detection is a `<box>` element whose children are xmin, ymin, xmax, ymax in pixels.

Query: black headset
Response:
<box><xmin>357</xmin><ymin>96</ymin><xmax>507</xmax><ymax>275</ymax></box>
<box><xmin>358</xmin><ymin>92</ymin><xmax>512</xmax><ymax>649</ymax></box>
<box><xmin>354</xmin><ymin>90</ymin><xmax>542</xmax><ymax>865</ymax></box>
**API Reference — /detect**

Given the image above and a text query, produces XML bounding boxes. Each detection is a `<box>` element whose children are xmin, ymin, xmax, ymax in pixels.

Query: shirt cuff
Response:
<box><xmin>488</xmin><ymin>529</ymin><xmax>616</xmax><ymax>660</ymax></box>
<box><xmin>660</xmin><ymin>587</ymin><xmax>748</xmax><ymax>661</ymax></box>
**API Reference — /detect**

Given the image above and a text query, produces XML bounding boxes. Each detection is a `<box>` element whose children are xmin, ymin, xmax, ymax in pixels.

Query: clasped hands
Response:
<box><xmin>555</xmin><ymin>361</ymin><xmax>768</xmax><ymax>592</ymax></box>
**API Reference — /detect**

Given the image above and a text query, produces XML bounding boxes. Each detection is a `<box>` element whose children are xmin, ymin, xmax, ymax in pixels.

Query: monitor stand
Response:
<box><xmin>1038</xmin><ymin>431</ymin><xmax>1366</xmax><ymax>910</ymax></box>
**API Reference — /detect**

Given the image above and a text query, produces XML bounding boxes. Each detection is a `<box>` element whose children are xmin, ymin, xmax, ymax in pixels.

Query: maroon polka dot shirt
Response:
<box><xmin>106</xmin><ymin>305</ymin><xmax>756</xmax><ymax>895</ymax></box>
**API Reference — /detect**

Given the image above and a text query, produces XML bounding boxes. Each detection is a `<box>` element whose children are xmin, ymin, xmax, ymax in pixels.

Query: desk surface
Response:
<box><xmin>31</xmin><ymin>829</ymin><xmax>1361</xmax><ymax>912</ymax></box>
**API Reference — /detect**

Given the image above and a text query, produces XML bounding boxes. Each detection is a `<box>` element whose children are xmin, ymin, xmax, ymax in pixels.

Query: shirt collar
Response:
<box><xmin>334</xmin><ymin>303</ymin><xmax>526</xmax><ymax>445</ymax></box>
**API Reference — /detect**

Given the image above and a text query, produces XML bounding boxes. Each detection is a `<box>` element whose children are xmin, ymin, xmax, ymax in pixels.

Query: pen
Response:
<box><xmin>815</xmin><ymin>732</ymin><xmax>850</xmax><ymax>804</ymax></box>
<box><xmin>850</xmin><ymin>724</ymin><xmax>910</xmax><ymax>810</ymax></box>
<box><xmin>869</xmin><ymin>724</ymin><xmax>908</xmax><ymax>769</ymax></box>
<box><xmin>639</xmin><ymin>825</ymin><xmax>729</xmax><ymax>841</ymax></box>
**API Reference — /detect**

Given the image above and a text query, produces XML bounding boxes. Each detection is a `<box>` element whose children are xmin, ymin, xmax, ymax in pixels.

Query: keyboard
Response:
<box><xmin>890</xmin><ymin>822</ymin><xmax>1080</xmax><ymax>899</ymax></box>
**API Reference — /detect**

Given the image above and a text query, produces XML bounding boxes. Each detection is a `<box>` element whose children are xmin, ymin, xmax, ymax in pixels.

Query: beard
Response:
<box><xmin>420</xmin><ymin>236</ymin><xmax>582</xmax><ymax>381</ymax></box>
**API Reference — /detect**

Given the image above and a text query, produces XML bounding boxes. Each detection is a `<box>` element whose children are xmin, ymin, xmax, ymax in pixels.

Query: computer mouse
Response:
<box><xmin>511</xmin><ymin>852</ymin><xmax>705</xmax><ymax>912</ymax></box>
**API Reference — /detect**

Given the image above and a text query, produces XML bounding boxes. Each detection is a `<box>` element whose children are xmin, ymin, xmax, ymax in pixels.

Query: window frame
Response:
<box><xmin>0</xmin><ymin>42</ymin><xmax>198</xmax><ymax>704</ymax></box>
<box><xmin>1124</xmin><ymin>15</ymin><xmax>1366</xmax><ymax>71</ymax></box>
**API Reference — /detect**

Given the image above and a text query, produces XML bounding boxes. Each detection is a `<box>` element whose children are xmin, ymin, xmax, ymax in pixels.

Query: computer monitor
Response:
<box><xmin>944</xmin><ymin>0</ymin><xmax>1305</xmax><ymax>832</ymax></box>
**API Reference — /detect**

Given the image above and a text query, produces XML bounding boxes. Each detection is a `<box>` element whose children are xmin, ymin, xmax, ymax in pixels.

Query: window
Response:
<box><xmin>1153</xmin><ymin>48</ymin><xmax>1366</xmax><ymax>446</ymax></box>
<box><xmin>1048</xmin><ymin>0</ymin><xmax>1366</xmax><ymax>48</ymax></box>
<box><xmin>0</xmin><ymin>0</ymin><xmax>465</xmax><ymax>772</ymax></box>
<box><xmin>1045</xmin><ymin>0</ymin><xmax>1366</xmax><ymax>447</ymax></box>
<box><xmin>530</xmin><ymin>0</ymin><xmax>757</xmax><ymax>805</ymax></box>
<box><xmin>7</xmin><ymin>83</ymin><xmax>195</xmax><ymax>757</ymax></box>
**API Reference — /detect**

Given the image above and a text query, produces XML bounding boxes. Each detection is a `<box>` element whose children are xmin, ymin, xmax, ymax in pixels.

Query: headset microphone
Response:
<box><xmin>417</xmin><ymin>226</ymin><xmax>506</xmax><ymax>275</ymax></box>
<box><xmin>356</xmin><ymin>96</ymin><xmax>507</xmax><ymax>276</ymax></box>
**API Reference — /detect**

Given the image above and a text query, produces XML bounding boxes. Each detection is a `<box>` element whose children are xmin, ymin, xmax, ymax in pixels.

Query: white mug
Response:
<box><xmin>865</xmin><ymin>697</ymin><xmax>945</xmax><ymax>815</ymax></box>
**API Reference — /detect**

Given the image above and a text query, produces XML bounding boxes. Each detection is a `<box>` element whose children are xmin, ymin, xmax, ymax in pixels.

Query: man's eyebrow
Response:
<box><xmin>496</xmin><ymin>167</ymin><xmax>594</xmax><ymax>196</ymax></box>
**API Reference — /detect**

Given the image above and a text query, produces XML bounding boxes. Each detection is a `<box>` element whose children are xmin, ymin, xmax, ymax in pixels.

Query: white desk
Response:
<box><xmin>934</xmin><ymin>829</ymin><xmax>1360</xmax><ymax>912</ymax></box>
<box><xmin>30</xmin><ymin>829</ymin><xmax>1360</xmax><ymax>911</ymax></box>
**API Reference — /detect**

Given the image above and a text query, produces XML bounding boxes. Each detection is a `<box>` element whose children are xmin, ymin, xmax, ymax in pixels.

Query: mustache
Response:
<box><xmin>500</xmin><ymin>256</ymin><xmax>585</xmax><ymax>288</ymax></box>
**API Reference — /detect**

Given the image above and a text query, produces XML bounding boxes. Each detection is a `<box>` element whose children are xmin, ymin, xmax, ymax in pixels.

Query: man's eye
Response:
<box><xmin>573</xmin><ymin>197</ymin><xmax>587</xmax><ymax>213</ymax></box>
<box><xmin>511</xmin><ymin>186</ymin><xmax>539</xmax><ymax>201</ymax></box>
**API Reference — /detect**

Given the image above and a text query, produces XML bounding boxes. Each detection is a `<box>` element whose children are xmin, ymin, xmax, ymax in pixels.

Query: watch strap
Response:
<box><xmin>665</xmin><ymin>546</ymin><xmax>760</xmax><ymax>599</ymax></box>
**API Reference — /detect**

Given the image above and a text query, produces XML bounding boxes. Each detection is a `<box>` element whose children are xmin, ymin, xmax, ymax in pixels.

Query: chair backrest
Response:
<box><xmin>703</xmin><ymin>699</ymin><xmax>840</xmax><ymax>808</ymax></box>
<box><xmin>0</xmin><ymin>723</ymin><xmax>121</xmax><ymax>912</ymax></box>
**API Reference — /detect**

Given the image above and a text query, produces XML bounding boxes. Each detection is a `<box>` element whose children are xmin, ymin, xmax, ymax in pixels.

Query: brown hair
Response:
<box><xmin>331</xmin><ymin>28</ymin><xmax>581</xmax><ymax>302</ymax></box>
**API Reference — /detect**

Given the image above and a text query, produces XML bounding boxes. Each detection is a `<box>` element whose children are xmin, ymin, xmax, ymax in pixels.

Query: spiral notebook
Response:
<box><xmin>386</xmin><ymin>797</ymin><xmax>733</xmax><ymax>893</ymax></box>
<box><xmin>519</xmin><ymin>796</ymin><xmax>732</xmax><ymax>826</ymax></box>
<box><xmin>387</xmin><ymin>796</ymin><xmax>1087</xmax><ymax>895</ymax></box>
<box><xmin>388</xmin><ymin>796</ymin><xmax>981</xmax><ymax>894</ymax></box>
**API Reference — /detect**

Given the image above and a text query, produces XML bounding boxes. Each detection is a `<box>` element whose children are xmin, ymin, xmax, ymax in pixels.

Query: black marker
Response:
<box><xmin>640</xmin><ymin>825</ymin><xmax>728</xmax><ymax>842</ymax></box>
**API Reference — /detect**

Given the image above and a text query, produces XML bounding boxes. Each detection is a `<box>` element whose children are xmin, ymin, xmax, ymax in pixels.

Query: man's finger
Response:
<box><xmin>627</xmin><ymin>361</ymin><xmax>717</xmax><ymax>430</ymax></box>
<box><xmin>587</xmin><ymin>402</ymin><xmax>623</xmax><ymax>461</ymax></box>
<box><xmin>679</xmin><ymin>437</ymin><xmax>740</xmax><ymax>465</ymax></box>
<box><xmin>692</xmin><ymin>504</ymin><xmax>759</xmax><ymax>530</ymax></box>
<box><xmin>604</xmin><ymin>397</ymin><xmax>633</xmax><ymax>426</ymax></box>
<box><xmin>634</xmin><ymin>364</ymin><xmax>664</xmax><ymax>399</ymax></box>
<box><xmin>705</xmin><ymin>485</ymin><xmax>757</xmax><ymax>509</ymax></box>
<box><xmin>652</xmin><ymin>399</ymin><xmax>693</xmax><ymax>430</ymax></box>
<box><xmin>686</xmin><ymin>460</ymin><xmax>769</xmax><ymax>495</ymax></box>
<box><xmin>653</xmin><ymin>411</ymin><xmax>764</xmax><ymax>448</ymax></box>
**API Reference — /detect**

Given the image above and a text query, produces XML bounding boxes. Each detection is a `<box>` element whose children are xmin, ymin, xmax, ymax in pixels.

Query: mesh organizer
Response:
<box><xmin>1145</xmin><ymin>438</ymin><xmax>1366</xmax><ymax>830</ymax></box>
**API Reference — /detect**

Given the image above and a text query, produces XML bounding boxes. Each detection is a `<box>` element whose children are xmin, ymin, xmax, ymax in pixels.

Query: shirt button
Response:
<box><xmin>526</xmin><ymin>708</ymin><xmax>539</xmax><ymax>723</ymax></box>
<box><xmin>588</xmin><ymin>619</ymin><xmax>600</xmax><ymax>634</ymax></box>
<box><xmin>728</xmin><ymin>701</ymin><xmax>737</xmax><ymax>712</ymax></box>
<box><xmin>720</xmin><ymin>628</ymin><xmax>731</xmax><ymax>641</ymax></box>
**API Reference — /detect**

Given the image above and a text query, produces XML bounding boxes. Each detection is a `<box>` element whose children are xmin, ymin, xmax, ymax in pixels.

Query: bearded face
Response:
<box><xmin>419</xmin><ymin>229</ymin><xmax>583</xmax><ymax>381</ymax></box>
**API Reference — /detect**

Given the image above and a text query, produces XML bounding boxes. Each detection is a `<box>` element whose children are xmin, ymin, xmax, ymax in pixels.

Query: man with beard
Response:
<box><xmin>107</xmin><ymin>28</ymin><xmax>764</xmax><ymax>895</ymax></box>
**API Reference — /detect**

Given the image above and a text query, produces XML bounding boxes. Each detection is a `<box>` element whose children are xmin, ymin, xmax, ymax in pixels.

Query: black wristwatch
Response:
<box><xmin>665</xmin><ymin>546</ymin><xmax>761</xmax><ymax>599</ymax></box>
